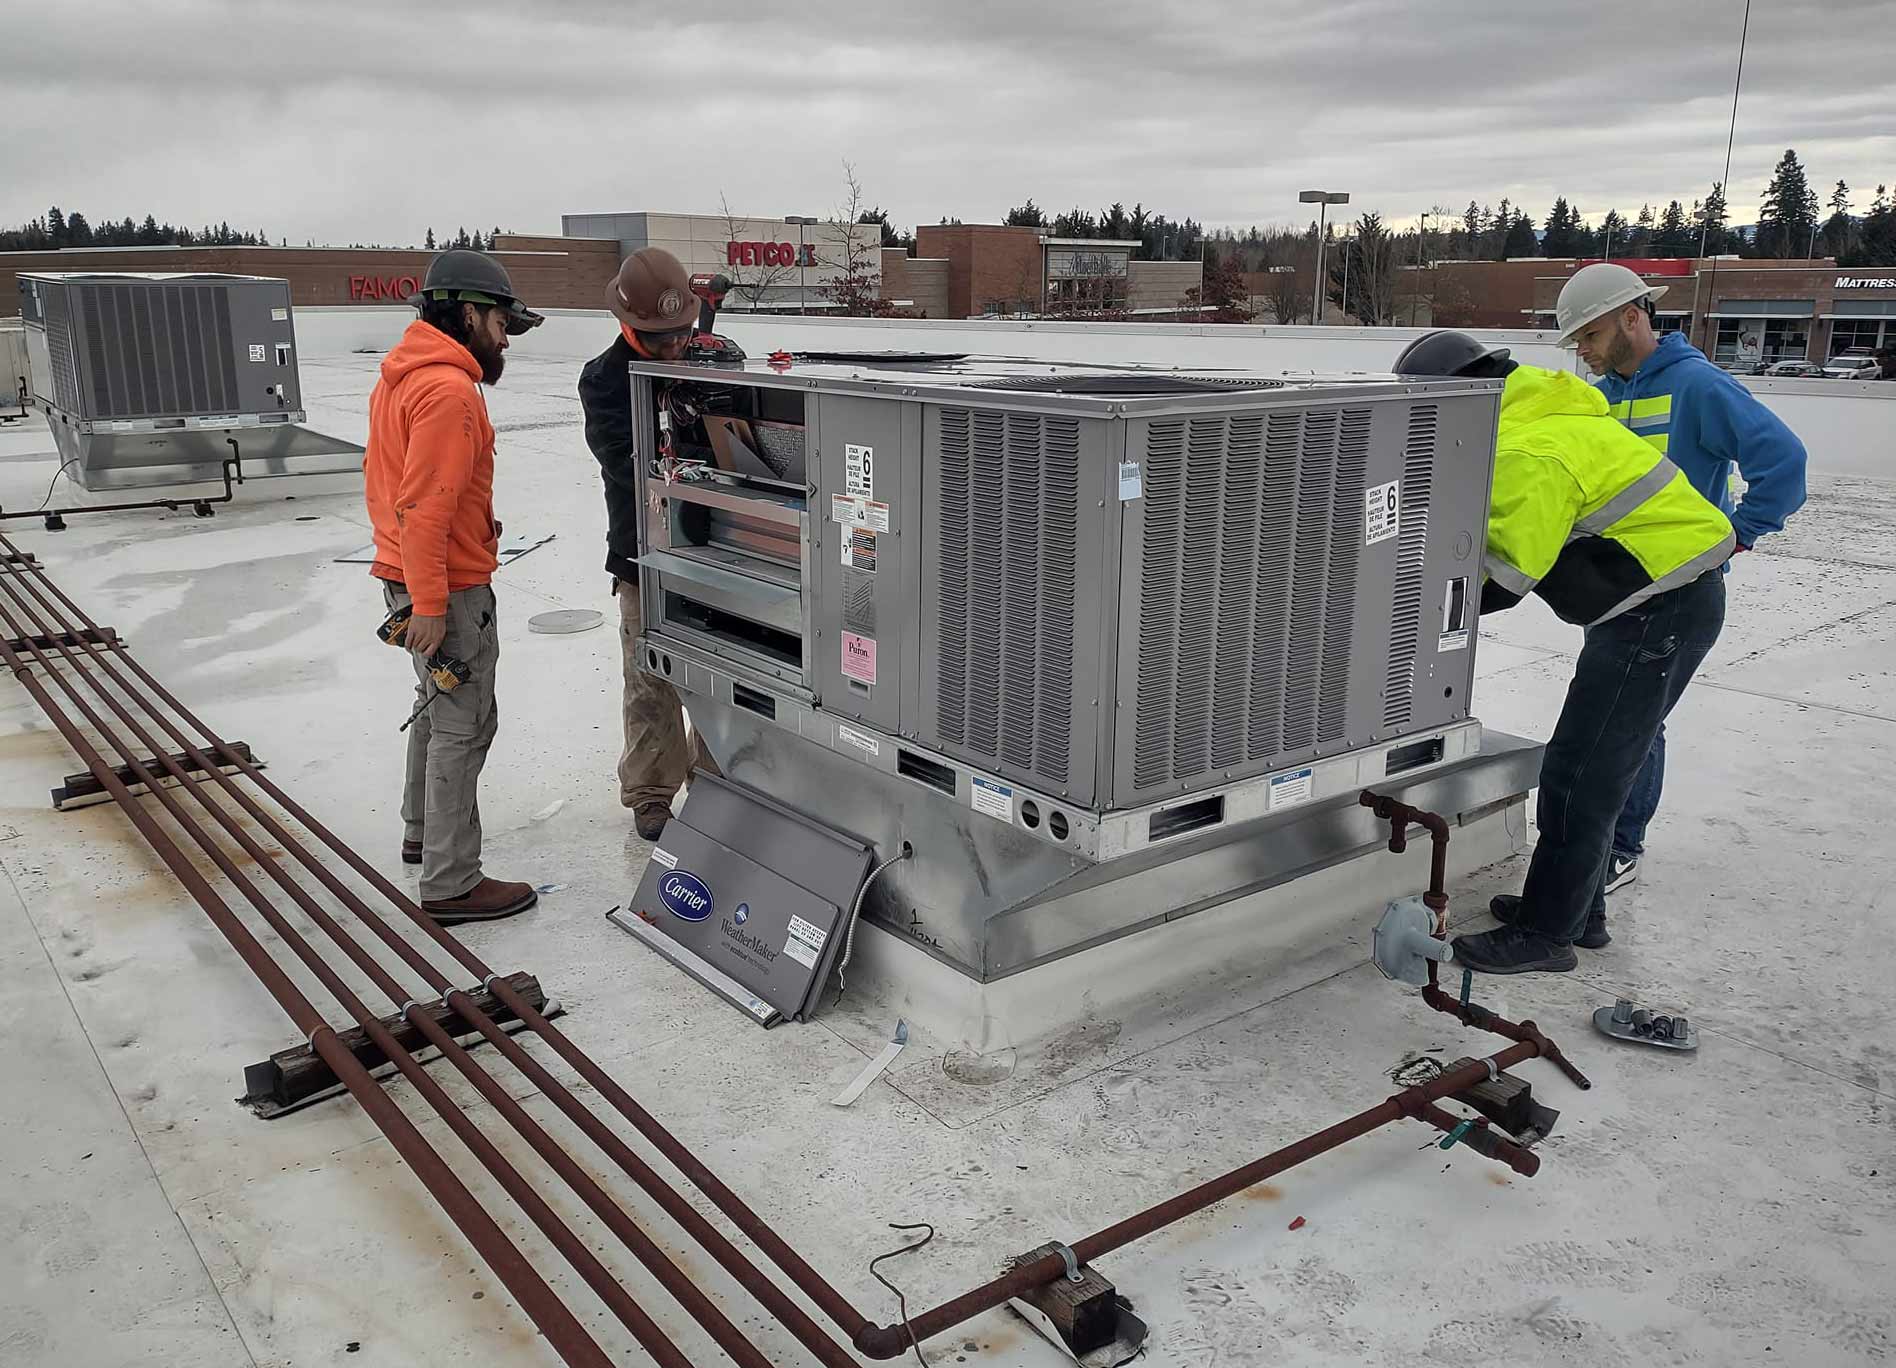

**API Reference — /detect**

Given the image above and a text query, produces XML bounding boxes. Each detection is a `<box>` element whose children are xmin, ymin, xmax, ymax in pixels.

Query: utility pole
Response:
<box><xmin>1410</xmin><ymin>212</ymin><xmax>1430</xmax><ymax>326</ymax></box>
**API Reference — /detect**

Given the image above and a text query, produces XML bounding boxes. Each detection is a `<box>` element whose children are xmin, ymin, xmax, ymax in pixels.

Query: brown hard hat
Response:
<box><xmin>606</xmin><ymin>248</ymin><xmax>698</xmax><ymax>333</ymax></box>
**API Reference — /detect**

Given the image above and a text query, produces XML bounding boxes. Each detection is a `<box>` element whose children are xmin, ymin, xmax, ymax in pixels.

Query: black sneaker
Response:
<box><xmin>1490</xmin><ymin>894</ymin><xmax>1610</xmax><ymax>950</ymax></box>
<box><xmin>1451</xmin><ymin>925</ymin><xmax>1579</xmax><ymax>975</ymax></box>
<box><xmin>1605</xmin><ymin>852</ymin><xmax>1639</xmax><ymax>894</ymax></box>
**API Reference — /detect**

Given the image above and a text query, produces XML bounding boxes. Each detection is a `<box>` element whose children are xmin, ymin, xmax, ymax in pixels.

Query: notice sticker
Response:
<box><xmin>782</xmin><ymin>936</ymin><xmax>819</xmax><ymax>969</ymax></box>
<box><xmin>1268</xmin><ymin>767</ymin><xmax>1315</xmax><ymax>811</ymax></box>
<box><xmin>841</xmin><ymin>631</ymin><xmax>878</xmax><ymax>684</ymax></box>
<box><xmin>650</xmin><ymin>847</ymin><xmax>679</xmax><ymax>870</ymax></box>
<box><xmin>248</xmin><ymin>344</ymin><xmax>266</xmax><ymax>363</ymax></box>
<box><xmin>1365</xmin><ymin>480</ymin><xmax>1400</xmax><ymax>546</ymax></box>
<box><xmin>845</xmin><ymin>443</ymin><xmax>875</xmax><ymax>497</ymax></box>
<box><xmin>831</xmin><ymin>494</ymin><xmax>891</xmax><ymax>534</ymax></box>
<box><xmin>787</xmin><ymin>914</ymin><xmax>829</xmax><ymax>952</ymax></box>
<box><xmin>836</xmin><ymin>723</ymin><xmax>882</xmax><ymax>758</ymax></box>
<box><xmin>1118</xmin><ymin>461</ymin><xmax>1144</xmax><ymax>501</ymax></box>
<box><xmin>971</xmin><ymin>775</ymin><xmax>1014</xmax><ymax>822</ymax></box>
<box><xmin>841</xmin><ymin>529</ymin><xmax>878</xmax><ymax>572</ymax></box>
<box><xmin>271</xmin><ymin>307</ymin><xmax>289</xmax><ymax>322</ymax></box>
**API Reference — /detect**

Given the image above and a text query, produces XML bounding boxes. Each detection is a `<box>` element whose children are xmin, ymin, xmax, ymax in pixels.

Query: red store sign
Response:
<box><xmin>726</xmin><ymin>241</ymin><xmax>819</xmax><ymax>268</ymax></box>
<box><xmin>348</xmin><ymin>274</ymin><xmax>423</xmax><ymax>301</ymax></box>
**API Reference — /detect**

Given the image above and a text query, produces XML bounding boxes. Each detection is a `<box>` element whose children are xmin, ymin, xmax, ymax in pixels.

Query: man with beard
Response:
<box><xmin>1555</xmin><ymin>263</ymin><xmax>1805</xmax><ymax>906</ymax></box>
<box><xmin>365</xmin><ymin>249</ymin><xmax>543</xmax><ymax>923</ymax></box>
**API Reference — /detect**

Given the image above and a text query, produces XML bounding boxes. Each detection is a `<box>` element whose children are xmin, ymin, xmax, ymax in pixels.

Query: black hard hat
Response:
<box><xmin>410</xmin><ymin>249</ymin><xmax>544</xmax><ymax>335</ymax></box>
<box><xmin>1393</xmin><ymin>330</ymin><xmax>1510</xmax><ymax>378</ymax></box>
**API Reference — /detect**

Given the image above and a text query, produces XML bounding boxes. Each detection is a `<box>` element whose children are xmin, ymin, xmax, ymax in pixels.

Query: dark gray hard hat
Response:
<box><xmin>409</xmin><ymin>249</ymin><xmax>544</xmax><ymax>335</ymax></box>
<box><xmin>1393</xmin><ymin>330</ymin><xmax>1510</xmax><ymax>378</ymax></box>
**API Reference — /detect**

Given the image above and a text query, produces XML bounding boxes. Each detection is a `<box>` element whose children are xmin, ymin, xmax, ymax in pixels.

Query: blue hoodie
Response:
<box><xmin>1594</xmin><ymin>332</ymin><xmax>1807</xmax><ymax>548</ymax></box>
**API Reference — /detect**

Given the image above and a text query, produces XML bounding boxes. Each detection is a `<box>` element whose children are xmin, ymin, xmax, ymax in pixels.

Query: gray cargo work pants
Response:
<box><xmin>616</xmin><ymin>579</ymin><xmax>716</xmax><ymax>809</ymax></box>
<box><xmin>385</xmin><ymin>581</ymin><xmax>500</xmax><ymax>901</ymax></box>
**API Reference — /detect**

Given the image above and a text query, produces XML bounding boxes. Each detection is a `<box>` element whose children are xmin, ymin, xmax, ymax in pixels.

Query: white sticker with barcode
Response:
<box><xmin>1118</xmin><ymin>461</ymin><xmax>1144</xmax><ymax>501</ymax></box>
<box><xmin>1365</xmin><ymin>480</ymin><xmax>1399</xmax><ymax>545</ymax></box>
<box><xmin>836</xmin><ymin>723</ymin><xmax>882</xmax><ymax>758</ymax></box>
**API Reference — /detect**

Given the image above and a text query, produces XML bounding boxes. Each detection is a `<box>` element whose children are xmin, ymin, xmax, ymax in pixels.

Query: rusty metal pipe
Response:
<box><xmin>0</xmin><ymin>550</ymin><xmax>860</xmax><ymax>1368</ymax></box>
<box><xmin>853</xmin><ymin>1041</ymin><xmax>1540</xmax><ymax>1358</ymax></box>
<box><xmin>0</xmin><ymin>573</ymin><xmax>761</xmax><ymax>1368</ymax></box>
<box><xmin>1423</xmin><ymin>962</ymin><xmax>1593</xmax><ymax>1091</ymax></box>
<box><xmin>1360</xmin><ymin>789</ymin><xmax>1451</xmax><ymax>916</ymax></box>
<box><xmin>0</xmin><ymin>609</ymin><xmax>613</xmax><ymax>1368</ymax></box>
<box><xmin>0</xmin><ymin>537</ymin><xmax>877</xmax><ymax>1344</ymax></box>
<box><xmin>1409</xmin><ymin>1099</ymin><xmax>1541</xmax><ymax>1177</ymax></box>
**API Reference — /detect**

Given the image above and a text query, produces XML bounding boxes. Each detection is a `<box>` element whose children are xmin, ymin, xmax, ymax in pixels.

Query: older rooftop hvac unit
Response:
<box><xmin>17</xmin><ymin>272</ymin><xmax>362</xmax><ymax>491</ymax></box>
<box><xmin>611</xmin><ymin>354</ymin><xmax>1538</xmax><ymax>1025</ymax></box>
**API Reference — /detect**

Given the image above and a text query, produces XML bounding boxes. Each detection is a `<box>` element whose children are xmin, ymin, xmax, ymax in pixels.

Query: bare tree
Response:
<box><xmin>820</xmin><ymin>159</ymin><xmax>902</xmax><ymax>316</ymax></box>
<box><xmin>1266</xmin><ymin>268</ymin><xmax>1308</xmax><ymax>324</ymax></box>
<box><xmin>718</xmin><ymin>193</ymin><xmax>796</xmax><ymax>309</ymax></box>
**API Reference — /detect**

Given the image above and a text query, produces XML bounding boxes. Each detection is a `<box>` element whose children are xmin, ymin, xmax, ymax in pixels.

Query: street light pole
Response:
<box><xmin>784</xmin><ymin>215</ymin><xmax>819</xmax><ymax>315</ymax></box>
<box><xmin>1410</xmin><ymin>212</ymin><xmax>1430</xmax><ymax>326</ymax></box>
<box><xmin>1300</xmin><ymin>190</ymin><xmax>1350</xmax><ymax>324</ymax></box>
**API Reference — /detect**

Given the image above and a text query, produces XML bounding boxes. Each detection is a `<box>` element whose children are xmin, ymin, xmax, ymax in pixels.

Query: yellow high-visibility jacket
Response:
<box><xmin>1484</xmin><ymin>366</ymin><xmax>1736</xmax><ymax>625</ymax></box>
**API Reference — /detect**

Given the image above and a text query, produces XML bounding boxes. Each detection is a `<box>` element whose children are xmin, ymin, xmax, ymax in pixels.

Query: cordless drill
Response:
<box><xmin>377</xmin><ymin>604</ymin><xmax>473</xmax><ymax>732</ymax></box>
<box><xmin>686</xmin><ymin>273</ymin><xmax>746</xmax><ymax>363</ymax></box>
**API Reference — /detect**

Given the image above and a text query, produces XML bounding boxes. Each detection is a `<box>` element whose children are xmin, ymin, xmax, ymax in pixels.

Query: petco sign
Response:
<box><xmin>349</xmin><ymin>274</ymin><xmax>423</xmax><ymax>301</ymax></box>
<box><xmin>727</xmin><ymin>241</ymin><xmax>820</xmax><ymax>268</ymax></box>
<box><xmin>1835</xmin><ymin>276</ymin><xmax>1896</xmax><ymax>289</ymax></box>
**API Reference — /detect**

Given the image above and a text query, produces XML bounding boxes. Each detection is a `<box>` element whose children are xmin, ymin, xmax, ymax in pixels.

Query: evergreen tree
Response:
<box><xmin>47</xmin><ymin>206</ymin><xmax>68</xmax><ymax>246</ymax></box>
<box><xmin>1822</xmin><ymin>180</ymin><xmax>1854</xmax><ymax>259</ymax></box>
<box><xmin>1695</xmin><ymin>183</ymin><xmax>1731</xmax><ymax>255</ymax></box>
<box><xmin>1855</xmin><ymin>185</ymin><xmax>1896</xmax><ymax>266</ymax></box>
<box><xmin>425</xmin><ymin>227</ymin><xmax>436</xmax><ymax>250</ymax></box>
<box><xmin>1461</xmin><ymin>201</ymin><xmax>1480</xmax><ymax>257</ymax></box>
<box><xmin>1757</xmin><ymin>149</ymin><xmax>1817</xmax><ymax>258</ymax></box>
<box><xmin>1631</xmin><ymin>204</ymin><xmax>1655</xmax><ymax>254</ymax></box>
<box><xmin>65</xmin><ymin>211</ymin><xmax>92</xmax><ymax>246</ymax></box>
<box><xmin>1503</xmin><ymin>209</ymin><xmax>1539</xmax><ymax>258</ymax></box>
<box><xmin>1542</xmin><ymin>197</ymin><xmax>1581</xmax><ymax>256</ymax></box>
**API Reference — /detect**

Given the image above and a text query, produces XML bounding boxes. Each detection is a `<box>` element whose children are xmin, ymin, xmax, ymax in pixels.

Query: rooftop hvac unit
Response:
<box><xmin>611</xmin><ymin>355</ymin><xmax>1537</xmax><ymax>1020</ymax></box>
<box><xmin>17</xmin><ymin>272</ymin><xmax>362</xmax><ymax>491</ymax></box>
<box><xmin>0</xmin><ymin>321</ymin><xmax>28</xmax><ymax>422</ymax></box>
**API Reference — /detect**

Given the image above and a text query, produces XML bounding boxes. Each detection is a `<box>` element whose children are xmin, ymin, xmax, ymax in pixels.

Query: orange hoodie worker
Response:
<box><xmin>363</xmin><ymin>249</ymin><xmax>543</xmax><ymax>926</ymax></box>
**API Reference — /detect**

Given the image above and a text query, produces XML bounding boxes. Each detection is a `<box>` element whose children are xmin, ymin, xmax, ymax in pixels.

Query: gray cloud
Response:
<box><xmin>2</xmin><ymin>0</ymin><xmax>1890</xmax><ymax>244</ymax></box>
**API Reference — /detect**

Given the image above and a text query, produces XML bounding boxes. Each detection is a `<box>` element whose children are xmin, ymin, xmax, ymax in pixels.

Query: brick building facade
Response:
<box><xmin>2</xmin><ymin>236</ymin><xmax>620</xmax><ymax>318</ymax></box>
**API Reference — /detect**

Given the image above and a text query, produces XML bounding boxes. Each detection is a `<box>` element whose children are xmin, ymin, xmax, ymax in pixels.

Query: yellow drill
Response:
<box><xmin>377</xmin><ymin>604</ymin><xmax>473</xmax><ymax>733</ymax></box>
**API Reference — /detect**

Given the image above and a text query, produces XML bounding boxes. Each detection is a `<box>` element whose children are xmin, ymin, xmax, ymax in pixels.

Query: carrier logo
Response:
<box><xmin>658</xmin><ymin>871</ymin><xmax>714</xmax><ymax>922</ymax></box>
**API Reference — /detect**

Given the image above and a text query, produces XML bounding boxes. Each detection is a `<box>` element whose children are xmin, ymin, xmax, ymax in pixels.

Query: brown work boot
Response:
<box><xmin>422</xmin><ymin>878</ymin><xmax>537</xmax><ymax>925</ymax></box>
<box><xmin>401</xmin><ymin>839</ymin><xmax>423</xmax><ymax>866</ymax></box>
<box><xmin>634</xmin><ymin>802</ymin><xmax>672</xmax><ymax>841</ymax></box>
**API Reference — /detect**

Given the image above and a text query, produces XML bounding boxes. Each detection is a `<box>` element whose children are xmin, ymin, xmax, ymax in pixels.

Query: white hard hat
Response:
<box><xmin>1554</xmin><ymin>262</ymin><xmax>1667</xmax><ymax>347</ymax></box>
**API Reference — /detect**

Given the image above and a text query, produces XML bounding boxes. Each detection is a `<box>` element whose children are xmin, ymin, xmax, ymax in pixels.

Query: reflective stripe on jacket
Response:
<box><xmin>1485</xmin><ymin>366</ymin><xmax>1735</xmax><ymax>626</ymax></box>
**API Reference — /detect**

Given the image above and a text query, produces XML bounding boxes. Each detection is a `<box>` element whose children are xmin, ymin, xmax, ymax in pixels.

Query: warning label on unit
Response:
<box><xmin>1268</xmin><ymin>768</ymin><xmax>1315</xmax><ymax>810</ymax></box>
<box><xmin>841</xmin><ymin>529</ymin><xmax>878</xmax><ymax>572</ymax></box>
<box><xmin>650</xmin><ymin>847</ymin><xmax>679</xmax><ymax>870</ymax></box>
<box><xmin>841</xmin><ymin>631</ymin><xmax>878</xmax><ymax>684</ymax></box>
<box><xmin>782</xmin><ymin>936</ymin><xmax>818</xmax><ymax>969</ymax></box>
<box><xmin>836</xmin><ymin>723</ymin><xmax>882</xmax><ymax>758</ymax></box>
<box><xmin>831</xmin><ymin>494</ymin><xmax>891</xmax><ymax>533</ymax></box>
<box><xmin>272</xmin><ymin>307</ymin><xmax>289</xmax><ymax>322</ymax></box>
<box><xmin>787</xmin><ymin>915</ymin><xmax>829</xmax><ymax>952</ymax></box>
<box><xmin>1118</xmin><ymin>461</ymin><xmax>1144</xmax><ymax>501</ymax></box>
<box><xmin>845</xmin><ymin>443</ymin><xmax>875</xmax><ymax>497</ymax></box>
<box><xmin>1437</xmin><ymin>630</ymin><xmax>1469</xmax><ymax>653</ymax></box>
<box><xmin>971</xmin><ymin>775</ymin><xmax>1014</xmax><ymax>822</ymax></box>
<box><xmin>1365</xmin><ymin>481</ymin><xmax>1400</xmax><ymax>545</ymax></box>
<box><xmin>248</xmin><ymin>344</ymin><xmax>266</xmax><ymax>363</ymax></box>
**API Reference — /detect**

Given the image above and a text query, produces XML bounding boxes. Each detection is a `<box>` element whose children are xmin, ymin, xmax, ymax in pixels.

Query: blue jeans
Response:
<box><xmin>1614</xmin><ymin>727</ymin><xmax>1664</xmax><ymax>857</ymax></box>
<box><xmin>1520</xmin><ymin>573</ymin><xmax>1725</xmax><ymax>944</ymax></box>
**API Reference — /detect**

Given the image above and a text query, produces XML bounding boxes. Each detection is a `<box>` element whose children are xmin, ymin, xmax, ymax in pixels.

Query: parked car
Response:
<box><xmin>1821</xmin><ymin>349</ymin><xmax>1880</xmax><ymax>380</ymax></box>
<box><xmin>1763</xmin><ymin>360</ymin><xmax>1823</xmax><ymax>378</ymax></box>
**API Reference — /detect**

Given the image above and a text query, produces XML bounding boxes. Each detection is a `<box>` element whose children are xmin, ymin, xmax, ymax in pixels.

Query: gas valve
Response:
<box><xmin>1372</xmin><ymin>894</ymin><xmax>1455</xmax><ymax>987</ymax></box>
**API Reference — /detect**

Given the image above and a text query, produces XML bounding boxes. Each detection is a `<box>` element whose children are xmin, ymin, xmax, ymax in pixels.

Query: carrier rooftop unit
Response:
<box><xmin>617</xmin><ymin>353</ymin><xmax>1539</xmax><ymax>1012</ymax></box>
<box><xmin>18</xmin><ymin>272</ymin><xmax>362</xmax><ymax>490</ymax></box>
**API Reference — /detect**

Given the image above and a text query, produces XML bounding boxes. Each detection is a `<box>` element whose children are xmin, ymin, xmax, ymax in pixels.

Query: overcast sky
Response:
<box><xmin>3</xmin><ymin>0</ymin><xmax>1891</xmax><ymax>246</ymax></box>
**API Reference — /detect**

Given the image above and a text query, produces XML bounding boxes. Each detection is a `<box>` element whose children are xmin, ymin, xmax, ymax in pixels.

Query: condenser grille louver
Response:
<box><xmin>1131</xmin><ymin>407</ymin><xmax>1373</xmax><ymax>794</ymax></box>
<box><xmin>931</xmin><ymin>406</ymin><xmax>1080</xmax><ymax>789</ymax></box>
<box><xmin>79</xmin><ymin>282</ymin><xmax>238</xmax><ymax>420</ymax></box>
<box><xmin>42</xmin><ymin>287</ymin><xmax>80</xmax><ymax>413</ymax></box>
<box><xmin>1383</xmin><ymin>405</ymin><xmax>1440</xmax><ymax>729</ymax></box>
